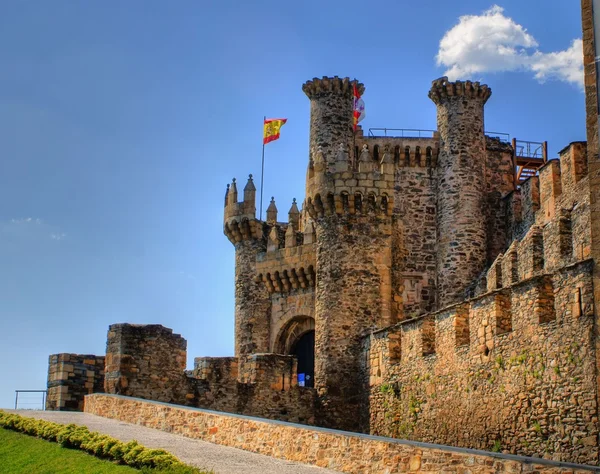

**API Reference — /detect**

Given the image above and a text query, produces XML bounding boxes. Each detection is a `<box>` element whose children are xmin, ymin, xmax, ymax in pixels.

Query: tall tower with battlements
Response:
<box><xmin>303</xmin><ymin>77</ymin><xmax>395</xmax><ymax>431</ymax></box>
<box><xmin>223</xmin><ymin>175</ymin><xmax>271</xmax><ymax>355</ymax></box>
<box><xmin>429</xmin><ymin>77</ymin><xmax>492</xmax><ymax>307</ymax></box>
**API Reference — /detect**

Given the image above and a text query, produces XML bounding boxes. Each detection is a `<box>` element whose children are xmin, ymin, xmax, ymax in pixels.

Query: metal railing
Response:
<box><xmin>15</xmin><ymin>390</ymin><xmax>47</xmax><ymax>410</ymax></box>
<box><xmin>368</xmin><ymin>128</ymin><xmax>436</xmax><ymax>138</ymax></box>
<box><xmin>367</xmin><ymin>128</ymin><xmax>511</xmax><ymax>143</ymax></box>
<box><xmin>514</xmin><ymin>140</ymin><xmax>547</xmax><ymax>160</ymax></box>
<box><xmin>486</xmin><ymin>131</ymin><xmax>510</xmax><ymax>143</ymax></box>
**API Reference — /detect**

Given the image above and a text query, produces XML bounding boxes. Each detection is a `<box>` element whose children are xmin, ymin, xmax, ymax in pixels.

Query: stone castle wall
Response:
<box><xmin>363</xmin><ymin>147</ymin><xmax>598</xmax><ymax>464</ymax></box>
<box><xmin>46</xmin><ymin>353</ymin><xmax>105</xmax><ymax>411</ymax></box>
<box><xmin>98</xmin><ymin>323</ymin><xmax>316</xmax><ymax>424</ymax></box>
<box><xmin>365</xmin><ymin>260</ymin><xmax>597</xmax><ymax>464</ymax></box>
<box><xmin>85</xmin><ymin>393</ymin><xmax>599</xmax><ymax>474</ymax></box>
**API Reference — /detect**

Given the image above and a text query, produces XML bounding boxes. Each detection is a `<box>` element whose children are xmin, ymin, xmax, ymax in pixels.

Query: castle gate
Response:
<box><xmin>274</xmin><ymin>316</ymin><xmax>315</xmax><ymax>387</ymax></box>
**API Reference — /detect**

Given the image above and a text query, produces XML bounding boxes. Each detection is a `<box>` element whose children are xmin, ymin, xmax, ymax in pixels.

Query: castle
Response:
<box><xmin>45</xmin><ymin>1</ymin><xmax>600</xmax><ymax>466</ymax></box>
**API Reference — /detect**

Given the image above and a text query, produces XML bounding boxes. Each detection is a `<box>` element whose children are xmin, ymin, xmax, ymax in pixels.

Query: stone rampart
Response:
<box><xmin>365</xmin><ymin>260</ymin><xmax>598</xmax><ymax>464</ymax></box>
<box><xmin>192</xmin><ymin>354</ymin><xmax>315</xmax><ymax>425</ymax></box>
<box><xmin>84</xmin><ymin>393</ymin><xmax>599</xmax><ymax>474</ymax></box>
<box><xmin>46</xmin><ymin>353</ymin><xmax>105</xmax><ymax>411</ymax></box>
<box><xmin>99</xmin><ymin>323</ymin><xmax>315</xmax><ymax>424</ymax></box>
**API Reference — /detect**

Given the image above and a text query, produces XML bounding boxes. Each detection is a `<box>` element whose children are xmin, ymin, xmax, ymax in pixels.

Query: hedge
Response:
<box><xmin>0</xmin><ymin>411</ymin><xmax>209</xmax><ymax>473</ymax></box>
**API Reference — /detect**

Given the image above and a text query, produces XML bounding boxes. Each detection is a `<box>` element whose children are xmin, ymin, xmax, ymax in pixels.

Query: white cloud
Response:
<box><xmin>436</xmin><ymin>5</ymin><xmax>583</xmax><ymax>89</ymax></box>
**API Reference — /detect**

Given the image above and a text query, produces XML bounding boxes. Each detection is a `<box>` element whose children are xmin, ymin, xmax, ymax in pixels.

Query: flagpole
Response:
<box><xmin>260</xmin><ymin>116</ymin><xmax>266</xmax><ymax>220</ymax></box>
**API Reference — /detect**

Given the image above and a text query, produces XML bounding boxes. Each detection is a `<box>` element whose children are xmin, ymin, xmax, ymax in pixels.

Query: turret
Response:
<box><xmin>429</xmin><ymin>77</ymin><xmax>491</xmax><ymax>307</ymax></box>
<box><xmin>303</xmin><ymin>76</ymin><xmax>365</xmax><ymax>199</ymax></box>
<box><xmin>302</xmin><ymin>76</ymin><xmax>393</xmax><ymax>432</ymax></box>
<box><xmin>223</xmin><ymin>175</ymin><xmax>270</xmax><ymax>355</ymax></box>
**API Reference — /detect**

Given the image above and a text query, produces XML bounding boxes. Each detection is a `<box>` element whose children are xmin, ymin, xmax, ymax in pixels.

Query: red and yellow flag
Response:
<box><xmin>263</xmin><ymin>118</ymin><xmax>287</xmax><ymax>144</ymax></box>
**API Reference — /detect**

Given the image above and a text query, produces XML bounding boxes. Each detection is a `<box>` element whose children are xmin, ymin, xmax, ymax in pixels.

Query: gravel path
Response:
<box><xmin>8</xmin><ymin>410</ymin><xmax>341</xmax><ymax>474</ymax></box>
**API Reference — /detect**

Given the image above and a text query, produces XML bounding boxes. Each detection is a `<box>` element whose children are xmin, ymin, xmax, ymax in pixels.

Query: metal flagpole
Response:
<box><xmin>259</xmin><ymin>116</ymin><xmax>266</xmax><ymax>220</ymax></box>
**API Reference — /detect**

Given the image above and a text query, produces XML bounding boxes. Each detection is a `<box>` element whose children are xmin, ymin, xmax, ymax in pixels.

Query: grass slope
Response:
<box><xmin>0</xmin><ymin>427</ymin><xmax>139</xmax><ymax>474</ymax></box>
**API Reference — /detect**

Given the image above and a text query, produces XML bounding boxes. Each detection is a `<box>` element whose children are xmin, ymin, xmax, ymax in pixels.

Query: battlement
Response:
<box><xmin>223</xmin><ymin>175</ymin><xmax>265</xmax><ymax>244</ymax></box>
<box><xmin>302</xmin><ymin>76</ymin><xmax>364</xmax><ymax>99</ymax></box>
<box><xmin>355</xmin><ymin>137</ymin><xmax>440</xmax><ymax>168</ymax></box>
<box><xmin>367</xmin><ymin>250</ymin><xmax>593</xmax><ymax>369</ymax></box>
<box><xmin>365</xmin><ymin>258</ymin><xmax>596</xmax><ymax>461</ymax></box>
<box><xmin>256</xmin><ymin>236</ymin><xmax>316</xmax><ymax>293</ymax></box>
<box><xmin>428</xmin><ymin>76</ymin><xmax>492</xmax><ymax>105</ymax></box>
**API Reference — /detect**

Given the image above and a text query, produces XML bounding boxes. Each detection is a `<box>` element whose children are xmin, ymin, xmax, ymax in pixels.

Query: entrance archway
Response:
<box><xmin>291</xmin><ymin>330</ymin><xmax>315</xmax><ymax>387</ymax></box>
<box><xmin>275</xmin><ymin>316</ymin><xmax>315</xmax><ymax>388</ymax></box>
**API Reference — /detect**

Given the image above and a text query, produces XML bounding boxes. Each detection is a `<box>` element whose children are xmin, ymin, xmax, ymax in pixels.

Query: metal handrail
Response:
<box><xmin>15</xmin><ymin>390</ymin><xmax>47</xmax><ymax>410</ymax></box>
<box><xmin>514</xmin><ymin>140</ymin><xmax>546</xmax><ymax>159</ymax></box>
<box><xmin>486</xmin><ymin>131</ymin><xmax>510</xmax><ymax>143</ymax></box>
<box><xmin>368</xmin><ymin>128</ymin><xmax>437</xmax><ymax>138</ymax></box>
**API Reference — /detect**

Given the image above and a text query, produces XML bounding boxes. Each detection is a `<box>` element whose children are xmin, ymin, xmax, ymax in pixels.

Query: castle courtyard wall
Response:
<box><xmin>364</xmin><ymin>260</ymin><xmax>598</xmax><ymax>465</ymax></box>
<box><xmin>84</xmin><ymin>393</ymin><xmax>599</xmax><ymax>474</ymax></box>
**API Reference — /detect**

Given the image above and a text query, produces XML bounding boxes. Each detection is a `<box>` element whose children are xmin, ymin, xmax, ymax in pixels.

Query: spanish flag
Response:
<box><xmin>263</xmin><ymin>118</ymin><xmax>287</xmax><ymax>145</ymax></box>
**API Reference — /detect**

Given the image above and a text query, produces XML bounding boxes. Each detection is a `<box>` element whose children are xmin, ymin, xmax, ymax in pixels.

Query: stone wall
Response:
<box><xmin>192</xmin><ymin>354</ymin><xmax>315</xmax><ymax>424</ymax></box>
<box><xmin>104</xmin><ymin>324</ymin><xmax>190</xmax><ymax>404</ymax></box>
<box><xmin>101</xmin><ymin>323</ymin><xmax>315</xmax><ymax>424</ymax></box>
<box><xmin>46</xmin><ymin>353</ymin><xmax>105</xmax><ymax>411</ymax></box>
<box><xmin>85</xmin><ymin>394</ymin><xmax>599</xmax><ymax>474</ymax></box>
<box><xmin>364</xmin><ymin>260</ymin><xmax>598</xmax><ymax>465</ymax></box>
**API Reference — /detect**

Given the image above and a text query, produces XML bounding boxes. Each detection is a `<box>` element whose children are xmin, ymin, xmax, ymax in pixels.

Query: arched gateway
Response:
<box><xmin>275</xmin><ymin>316</ymin><xmax>315</xmax><ymax>388</ymax></box>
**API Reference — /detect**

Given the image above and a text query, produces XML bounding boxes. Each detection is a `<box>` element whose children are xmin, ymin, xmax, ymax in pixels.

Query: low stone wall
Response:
<box><xmin>84</xmin><ymin>394</ymin><xmax>599</xmax><ymax>474</ymax></box>
<box><xmin>46</xmin><ymin>353</ymin><xmax>105</xmax><ymax>411</ymax></box>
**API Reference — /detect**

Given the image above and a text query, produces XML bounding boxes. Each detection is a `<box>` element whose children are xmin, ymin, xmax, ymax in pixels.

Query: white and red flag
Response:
<box><xmin>353</xmin><ymin>83</ymin><xmax>365</xmax><ymax>131</ymax></box>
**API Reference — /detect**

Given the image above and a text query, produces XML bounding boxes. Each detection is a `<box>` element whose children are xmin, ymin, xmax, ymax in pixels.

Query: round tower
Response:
<box><xmin>303</xmin><ymin>77</ymin><xmax>393</xmax><ymax>432</ymax></box>
<box><xmin>429</xmin><ymin>77</ymin><xmax>492</xmax><ymax>307</ymax></box>
<box><xmin>303</xmin><ymin>76</ymin><xmax>365</xmax><ymax>197</ymax></box>
<box><xmin>223</xmin><ymin>176</ymin><xmax>271</xmax><ymax>355</ymax></box>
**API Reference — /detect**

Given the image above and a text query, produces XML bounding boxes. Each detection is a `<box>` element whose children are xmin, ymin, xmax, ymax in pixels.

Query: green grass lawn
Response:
<box><xmin>0</xmin><ymin>427</ymin><xmax>140</xmax><ymax>473</ymax></box>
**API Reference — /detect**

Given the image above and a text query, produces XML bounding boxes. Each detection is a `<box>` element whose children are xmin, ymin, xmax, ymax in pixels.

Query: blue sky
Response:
<box><xmin>0</xmin><ymin>1</ymin><xmax>586</xmax><ymax>409</ymax></box>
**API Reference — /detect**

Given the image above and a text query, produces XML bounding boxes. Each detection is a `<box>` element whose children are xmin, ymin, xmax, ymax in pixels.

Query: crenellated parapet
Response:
<box><xmin>428</xmin><ymin>76</ymin><xmax>492</xmax><ymax>105</ymax></box>
<box><xmin>304</xmin><ymin>188</ymin><xmax>393</xmax><ymax>220</ymax></box>
<box><xmin>223</xmin><ymin>175</ymin><xmax>265</xmax><ymax>245</ymax></box>
<box><xmin>302</xmin><ymin>76</ymin><xmax>365</xmax><ymax>99</ymax></box>
<box><xmin>366</xmin><ymin>258</ymin><xmax>593</xmax><ymax>372</ymax></box>
<box><xmin>354</xmin><ymin>137</ymin><xmax>440</xmax><ymax>169</ymax></box>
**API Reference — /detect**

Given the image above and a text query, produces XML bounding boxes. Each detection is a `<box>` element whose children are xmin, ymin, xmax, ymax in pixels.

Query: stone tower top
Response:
<box><xmin>302</xmin><ymin>76</ymin><xmax>365</xmax><ymax>99</ymax></box>
<box><xmin>428</xmin><ymin>77</ymin><xmax>492</xmax><ymax>105</ymax></box>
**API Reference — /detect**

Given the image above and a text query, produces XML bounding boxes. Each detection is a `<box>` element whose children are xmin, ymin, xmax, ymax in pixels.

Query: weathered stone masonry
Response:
<box><xmin>46</xmin><ymin>353</ymin><xmax>105</xmax><ymax>411</ymax></box>
<box><xmin>47</xmin><ymin>3</ymin><xmax>600</xmax><ymax>466</ymax></box>
<box><xmin>85</xmin><ymin>394</ymin><xmax>600</xmax><ymax>474</ymax></box>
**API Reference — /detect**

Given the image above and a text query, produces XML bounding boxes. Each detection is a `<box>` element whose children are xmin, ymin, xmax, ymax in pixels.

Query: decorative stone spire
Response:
<box><xmin>288</xmin><ymin>198</ymin><xmax>300</xmax><ymax>228</ymax></box>
<box><xmin>228</xmin><ymin>178</ymin><xmax>238</xmax><ymax>204</ymax></box>
<box><xmin>303</xmin><ymin>220</ymin><xmax>315</xmax><ymax>245</ymax></box>
<box><xmin>243</xmin><ymin>174</ymin><xmax>256</xmax><ymax>216</ymax></box>
<box><xmin>244</xmin><ymin>174</ymin><xmax>256</xmax><ymax>196</ymax></box>
<box><xmin>285</xmin><ymin>224</ymin><xmax>297</xmax><ymax>248</ymax></box>
<box><xmin>267</xmin><ymin>226</ymin><xmax>279</xmax><ymax>252</ymax></box>
<box><xmin>224</xmin><ymin>183</ymin><xmax>230</xmax><ymax>207</ymax></box>
<box><xmin>266</xmin><ymin>197</ymin><xmax>278</xmax><ymax>223</ymax></box>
